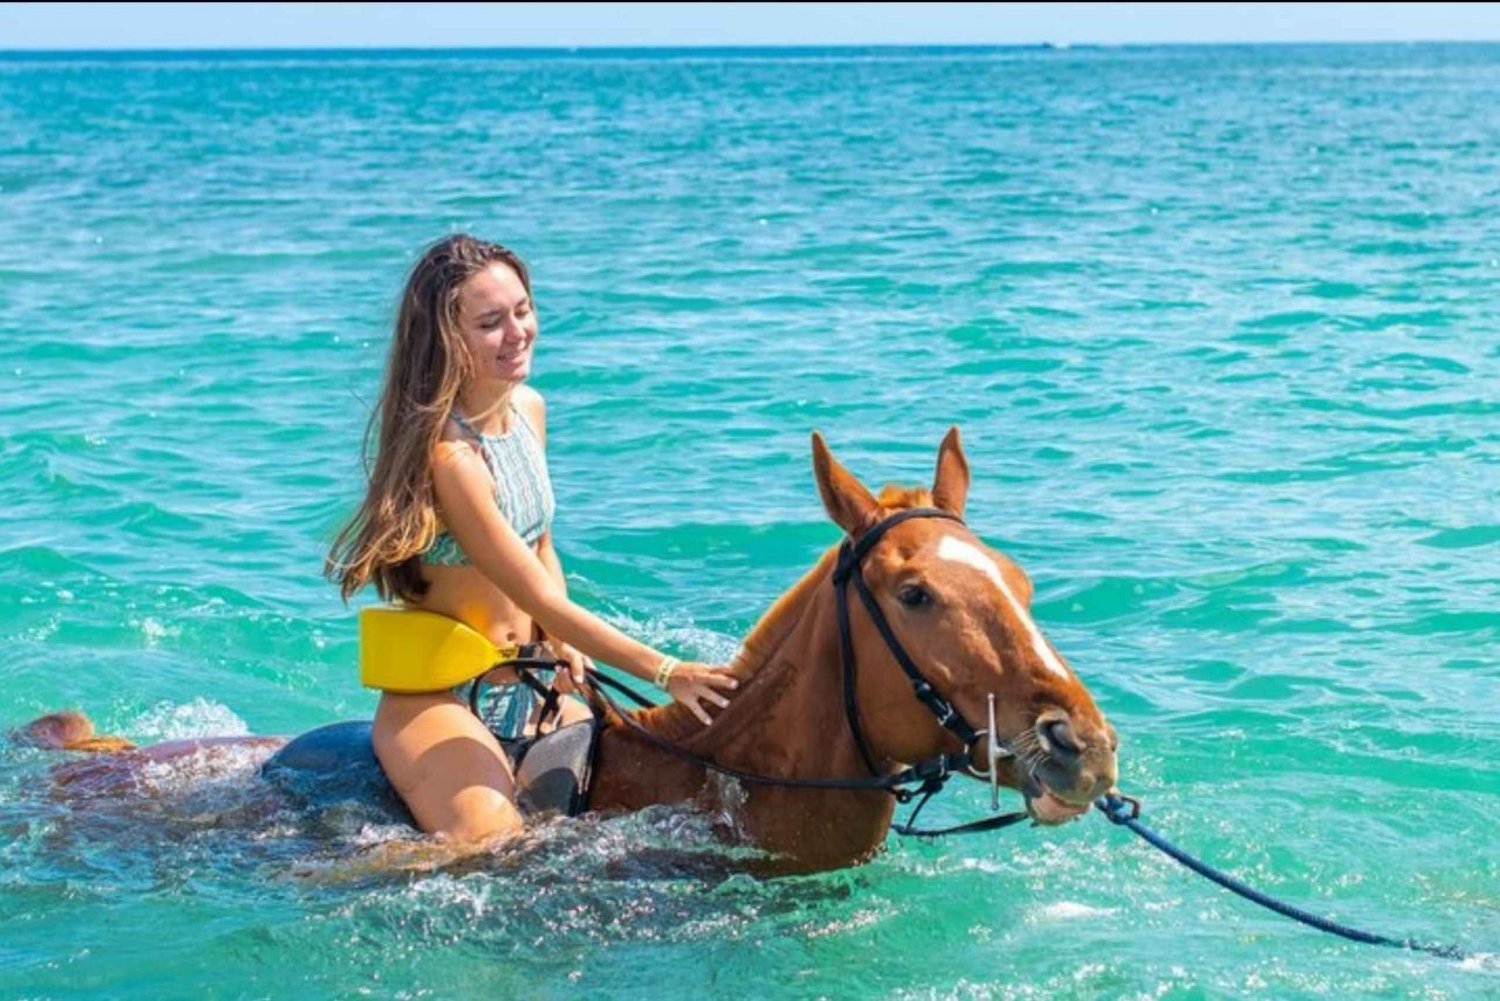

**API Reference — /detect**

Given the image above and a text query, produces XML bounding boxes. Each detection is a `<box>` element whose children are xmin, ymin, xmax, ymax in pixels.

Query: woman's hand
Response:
<box><xmin>544</xmin><ymin>640</ymin><xmax>591</xmax><ymax>694</ymax></box>
<box><xmin>665</xmin><ymin>663</ymin><xmax>739</xmax><ymax>725</ymax></box>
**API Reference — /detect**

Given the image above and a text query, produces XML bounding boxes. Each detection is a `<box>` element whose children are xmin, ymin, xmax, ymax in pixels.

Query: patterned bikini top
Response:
<box><xmin>423</xmin><ymin>402</ymin><xmax>556</xmax><ymax>565</ymax></box>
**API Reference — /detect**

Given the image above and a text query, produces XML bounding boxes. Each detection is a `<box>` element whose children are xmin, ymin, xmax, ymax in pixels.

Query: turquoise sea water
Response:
<box><xmin>1</xmin><ymin>43</ymin><xmax>1497</xmax><ymax>999</ymax></box>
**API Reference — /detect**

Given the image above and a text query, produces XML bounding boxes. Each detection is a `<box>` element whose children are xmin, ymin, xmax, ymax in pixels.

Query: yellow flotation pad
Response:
<box><xmin>358</xmin><ymin>606</ymin><xmax>514</xmax><ymax>693</ymax></box>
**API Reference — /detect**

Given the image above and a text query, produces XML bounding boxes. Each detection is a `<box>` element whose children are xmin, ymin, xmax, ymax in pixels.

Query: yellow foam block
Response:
<box><xmin>358</xmin><ymin>606</ymin><xmax>502</xmax><ymax>693</ymax></box>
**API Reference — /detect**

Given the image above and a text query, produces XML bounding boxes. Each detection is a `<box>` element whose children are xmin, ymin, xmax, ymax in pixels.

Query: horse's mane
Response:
<box><xmin>873</xmin><ymin>484</ymin><xmax>933</xmax><ymax>510</ymax></box>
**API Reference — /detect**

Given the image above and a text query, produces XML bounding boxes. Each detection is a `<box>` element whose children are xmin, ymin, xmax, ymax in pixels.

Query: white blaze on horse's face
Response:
<box><xmin>934</xmin><ymin>534</ymin><xmax>1071</xmax><ymax>681</ymax></box>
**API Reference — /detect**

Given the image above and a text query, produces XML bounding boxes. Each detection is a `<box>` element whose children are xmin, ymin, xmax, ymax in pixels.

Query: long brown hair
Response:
<box><xmin>326</xmin><ymin>234</ymin><xmax>531</xmax><ymax>603</ymax></box>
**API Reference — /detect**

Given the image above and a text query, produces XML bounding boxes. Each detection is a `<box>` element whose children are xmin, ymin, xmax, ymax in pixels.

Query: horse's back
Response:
<box><xmin>261</xmin><ymin>721</ymin><xmax>413</xmax><ymax>824</ymax></box>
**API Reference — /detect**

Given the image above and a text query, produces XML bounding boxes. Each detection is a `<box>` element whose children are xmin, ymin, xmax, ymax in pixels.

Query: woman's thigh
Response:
<box><xmin>372</xmin><ymin>692</ymin><xmax>523</xmax><ymax>842</ymax></box>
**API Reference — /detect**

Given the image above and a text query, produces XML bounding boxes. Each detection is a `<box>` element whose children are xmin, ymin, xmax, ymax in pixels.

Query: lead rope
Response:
<box><xmin>1095</xmin><ymin>794</ymin><xmax>1473</xmax><ymax>961</ymax></box>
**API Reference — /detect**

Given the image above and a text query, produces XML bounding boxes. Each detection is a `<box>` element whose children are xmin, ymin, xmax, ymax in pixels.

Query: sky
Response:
<box><xmin>1</xmin><ymin>2</ymin><xmax>1499</xmax><ymax>50</ymax></box>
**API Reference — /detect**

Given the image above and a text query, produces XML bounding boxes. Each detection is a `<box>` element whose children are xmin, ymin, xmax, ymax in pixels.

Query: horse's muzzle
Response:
<box><xmin>1030</xmin><ymin>709</ymin><xmax>1118</xmax><ymax>813</ymax></box>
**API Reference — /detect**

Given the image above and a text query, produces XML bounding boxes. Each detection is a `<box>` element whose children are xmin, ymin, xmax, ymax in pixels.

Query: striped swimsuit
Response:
<box><xmin>424</xmin><ymin>403</ymin><xmax>556</xmax><ymax>563</ymax></box>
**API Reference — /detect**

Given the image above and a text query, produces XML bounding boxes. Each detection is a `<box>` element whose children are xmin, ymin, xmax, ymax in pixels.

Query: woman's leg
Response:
<box><xmin>372</xmin><ymin>692</ymin><xmax>524</xmax><ymax>842</ymax></box>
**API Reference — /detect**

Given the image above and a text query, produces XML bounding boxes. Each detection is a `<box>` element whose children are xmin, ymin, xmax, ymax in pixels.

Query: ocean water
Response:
<box><xmin>1</xmin><ymin>43</ymin><xmax>1497</xmax><ymax>999</ymax></box>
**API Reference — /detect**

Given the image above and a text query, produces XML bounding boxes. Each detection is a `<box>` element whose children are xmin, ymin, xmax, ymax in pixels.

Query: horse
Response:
<box><xmin>17</xmin><ymin>429</ymin><xmax>1118</xmax><ymax>876</ymax></box>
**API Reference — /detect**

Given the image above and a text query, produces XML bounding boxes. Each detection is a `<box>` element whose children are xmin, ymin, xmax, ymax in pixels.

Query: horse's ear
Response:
<box><xmin>932</xmin><ymin>425</ymin><xmax>970</xmax><ymax>517</ymax></box>
<box><xmin>811</xmin><ymin>431</ymin><xmax>880</xmax><ymax>538</ymax></box>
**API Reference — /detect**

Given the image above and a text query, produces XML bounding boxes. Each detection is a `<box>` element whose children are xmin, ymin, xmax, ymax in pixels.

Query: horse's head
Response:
<box><xmin>812</xmin><ymin>428</ymin><xmax>1117</xmax><ymax>824</ymax></box>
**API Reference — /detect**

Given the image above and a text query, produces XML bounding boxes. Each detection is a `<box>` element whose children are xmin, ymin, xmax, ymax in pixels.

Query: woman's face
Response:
<box><xmin>455</xmin><ymin>262</ymin><xmax>537</xmax><ymax>385</ymax></box>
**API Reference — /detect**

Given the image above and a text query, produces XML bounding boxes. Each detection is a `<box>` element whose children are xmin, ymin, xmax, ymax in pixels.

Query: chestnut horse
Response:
<box><xmin>19</xmin><ymin>429</ymin><xmax>1117</xmax><ymax>875</ymax></box>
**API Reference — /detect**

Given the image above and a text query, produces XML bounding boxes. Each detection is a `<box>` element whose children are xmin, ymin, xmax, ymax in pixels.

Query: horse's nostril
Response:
<box><xmin>1038</xmin><ymin>717</ymin><xmax>1082</xmax><ymax>762</ymax></box>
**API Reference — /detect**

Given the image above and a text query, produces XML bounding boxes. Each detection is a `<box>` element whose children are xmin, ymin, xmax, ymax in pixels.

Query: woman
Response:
<box><xmin>327</xmin><ymin>235</ymin><xmax>736</xmax><ymax>844</ymax></box>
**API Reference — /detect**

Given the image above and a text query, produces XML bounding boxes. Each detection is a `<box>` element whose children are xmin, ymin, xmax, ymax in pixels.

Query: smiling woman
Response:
<box><xmin>322</xmin><ymin>235</ymin><xmax>738</xmax><ymax>843</ymax></box>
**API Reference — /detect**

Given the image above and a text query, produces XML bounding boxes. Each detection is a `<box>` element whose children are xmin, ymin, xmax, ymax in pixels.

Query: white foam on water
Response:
<box><xmin>136</xmin><ymin>741</ymin><xmax>269</xmax><ymax>788</ymax></box>
<box><xmin>600</xmin><ymin>610</ymin><xmax>741</xmax><ymax>665</ymax></box>
<box><xmin>21</xmin><ymin>614</ymin><xmax>60</xmax><ymax>642</ymax></box>
<box><xmin>130</xmin><ymin>697</ymin><xmax>249</xmax><ymax>741</ymax></box>
<box><xmin>131</xmin><ymin>615</ymin><xmax>181</xmax><ymax>647</ymax></box>
<box><xmin>401</xmin><ymin>872</ymin><xmax>496</xmax><ymax>920</ymax></box>
<box><xmin>1030</xmin><ymin>900</ymin><xmax>1121</xmax><ymax>923</ymax></box>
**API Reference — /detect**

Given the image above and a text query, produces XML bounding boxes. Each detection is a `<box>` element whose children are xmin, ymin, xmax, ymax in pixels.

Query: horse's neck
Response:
<box><xmin>590</xmin><ymin>546</ymin><xmax>898</xmax><ymax>870</ymax></box>
<box><xmin>634</xmin><ymin>548</ymin><xmax>870</xmax><ymax>776</ymax></box>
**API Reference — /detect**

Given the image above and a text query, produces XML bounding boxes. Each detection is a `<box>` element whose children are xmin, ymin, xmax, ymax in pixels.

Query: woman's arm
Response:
<box><xmin>537</xmin><ymin>531</ymin><xmax>566</xmax><ymax>594</ymax></box>
<box><xmin>431</xmin><ymin>442</ymin><xmax>735</xmax><ymax>720</ymax></box>
<box><xmin>433</xmin><ymin>441</ymin><xmax>659</xmax><ymax>675</ymax></box>
<box><xmin>532</xmin><ymin>530</ymin><xmax>588</xmax><ymax>688</ymax></box>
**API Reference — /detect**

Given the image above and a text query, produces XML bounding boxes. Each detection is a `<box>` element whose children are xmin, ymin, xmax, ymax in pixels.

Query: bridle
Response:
<box><xmin>832</xmin><ymin>506</ymin><xmax>1013</xmax><ymax>812</ymax></box>
<box><xmin>523</xmin><ymin>507</ymin><xmax>1032</xmax><ymax>836</ymax></box>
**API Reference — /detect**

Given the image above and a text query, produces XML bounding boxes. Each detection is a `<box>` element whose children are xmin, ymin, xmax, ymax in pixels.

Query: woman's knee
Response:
<box><xmin>439</xmin><ymin>785</ymin><xmax>524</xmax><ymax>843</ymax></box>
<box><xmin>382</xmin><ymin>738</ymin><xmax>524</xmax><ymax>841</ymax></box>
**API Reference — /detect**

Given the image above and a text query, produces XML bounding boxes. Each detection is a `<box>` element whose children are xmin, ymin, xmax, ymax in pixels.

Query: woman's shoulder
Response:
<box><xmin>514</xmin><ymin>384</ymin><xmax>546</xmax><ymax>416</ymax></box>
<box><xmin>514</xmin><ymin>385</ymin><xmax>547</xmax><ymax>438</ymax></box>
<box><xmin>431</xmin><ymin>435</ymin><xmax>496</xmax><ymax>506</ymax></box>
<box><xmin>432</xmin><ymin>423</ymin><xmax>484</xmax><ymax>469</ymax></box>
<box><xmin>435</xmin><ymin>414</ymin><xmax>474</xmax><ymax>446</ymax></box>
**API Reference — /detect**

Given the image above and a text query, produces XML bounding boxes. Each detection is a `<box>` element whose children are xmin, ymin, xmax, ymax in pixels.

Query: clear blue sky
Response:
<box><xmin>2</xmin><ymin>2</ymin><xmax>1498</xmax><ymax>50</ymax></box>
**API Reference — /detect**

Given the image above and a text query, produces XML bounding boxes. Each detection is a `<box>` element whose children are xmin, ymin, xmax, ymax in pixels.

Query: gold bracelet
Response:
<box><xmin>653</xmin><ymin>656</ymin><xmax>681</xmax><ymax>690</ymax></box>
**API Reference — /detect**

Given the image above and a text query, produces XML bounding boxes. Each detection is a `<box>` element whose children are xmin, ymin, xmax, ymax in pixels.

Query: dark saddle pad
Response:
<box><xmin>262</xmin><ymin>719</ymin><xmax>598</xmax><ymax>821</ymax></box>
<box><xmin>508</xmin><ymin>721</ymin><xmax>597</xmax><ymax>817</ymax></box>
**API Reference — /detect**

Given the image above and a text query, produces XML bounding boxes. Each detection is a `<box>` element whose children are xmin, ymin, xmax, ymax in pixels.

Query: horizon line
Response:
<box><xmin>2</xmin><ymin>38</ymin><xmax>1496</xmax><ymax>57</ymax></box>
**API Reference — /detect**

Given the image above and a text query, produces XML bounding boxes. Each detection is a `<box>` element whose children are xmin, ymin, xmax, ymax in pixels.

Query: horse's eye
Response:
<box><xmin>896</xmin><ymin>584</ymin><xmax>931</xmax><ymax>608</ymax></box>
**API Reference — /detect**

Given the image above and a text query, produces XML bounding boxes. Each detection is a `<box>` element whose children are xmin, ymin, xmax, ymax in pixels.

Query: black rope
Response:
<box><xmin>583</xmin><ymin>666</ymin><xmax>1031</xmax><ymax>835</ymax></box>
<box><xmin>584</xmin><ymin>666</ymin><xmax>662</xmax><ymax>710</ymax></box>
<box><xmin>1096</xmin><ymin>794</ymin><xmax>1473</xmax><ymax>962</ymax></box>
<box><xmin>465</xmin><ymin>655</ymin><xmax>563</xmax><ymax>719</ymax></box>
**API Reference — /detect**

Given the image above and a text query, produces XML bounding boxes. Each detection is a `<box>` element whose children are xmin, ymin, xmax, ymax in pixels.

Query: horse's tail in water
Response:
<box><xmin>14</xmin><ymin>711</ymin><xmax>136</xmax><ymax>753</ymax></box>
